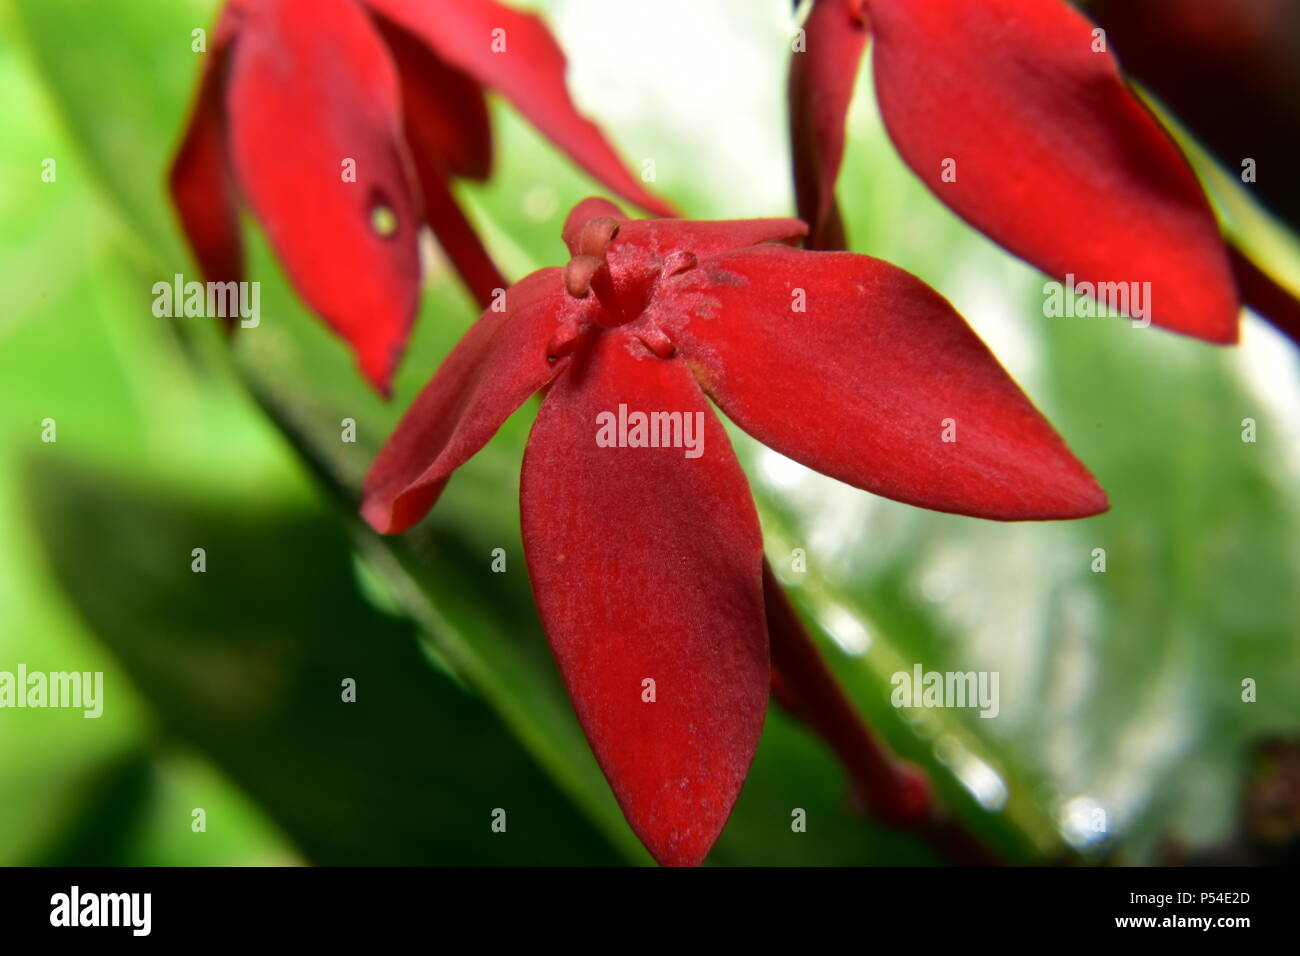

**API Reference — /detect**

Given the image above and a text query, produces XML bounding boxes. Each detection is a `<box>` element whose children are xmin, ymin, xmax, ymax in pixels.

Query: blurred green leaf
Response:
<box><xmin>27</xmin><ymin>456</ymin><xmax>624</xmax><ymax>865</ymax></box>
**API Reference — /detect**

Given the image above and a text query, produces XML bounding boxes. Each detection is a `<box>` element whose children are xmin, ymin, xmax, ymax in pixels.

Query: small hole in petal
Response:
<box><xmin>370</xmin><ymin>204</ymin><xmax>398</xmax><ymax>238</ymax></box>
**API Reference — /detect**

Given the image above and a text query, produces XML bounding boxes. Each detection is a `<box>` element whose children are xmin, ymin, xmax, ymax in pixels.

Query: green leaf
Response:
<box><xmin>26</xmin><ymin>456</ymin><xmax>624</xmax><ymax>865</ymax></box>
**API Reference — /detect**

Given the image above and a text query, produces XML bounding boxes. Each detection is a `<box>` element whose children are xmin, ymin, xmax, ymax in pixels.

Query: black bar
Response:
<box><xmin>1</xmin><ymin>865</ymin><xmax>1287</xmax><ymax>942</ymax></box>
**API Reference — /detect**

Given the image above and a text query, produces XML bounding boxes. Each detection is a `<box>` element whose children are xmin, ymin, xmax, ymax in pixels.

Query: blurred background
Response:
<box><xmin>1</xmin><ymin>0</ymin><xmax>1298</xmax><ymax>865</ymax></box>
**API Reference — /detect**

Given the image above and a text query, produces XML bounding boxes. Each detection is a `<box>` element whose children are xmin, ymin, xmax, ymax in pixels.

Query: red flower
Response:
<box><xmin>361</xmin><ymin>197</ymin><xmax>1107</xmax><ymax>865</ymax></box>
<box><xmin>169</xmin><ymin>0</ymin><xmax>671</xmax><ymax>395</ymax></box>
<box><xmin>789</xmin><ymin>0</ymin><xmax>1241</xmax><ymax>342</ymax></box>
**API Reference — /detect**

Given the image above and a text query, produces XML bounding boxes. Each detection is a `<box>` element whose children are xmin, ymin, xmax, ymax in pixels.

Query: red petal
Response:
<box><xmin>561</xmin><ymin>198</ymin><xmax>807</xmax><ymax>261</ymax></box>
<box><xmin>168</xmin><ymin>7</ymin><xmax>243</xmax><ymax>289</ymax></box>
<box><xmin>656</xmin><ymin>245</ymin><xmax>1109</xmax><ymax>520</ymax></box>
<box><xmin>377</xmin><ymin>17</ymin><xmax>493</xmax><ymax>182</ymax></box>
<box><xmin>226</xmin><ymin>0</ymin><xmax>422</xmax><ymax>394</ymax></box>
<box><xmin>520</xmin><ymin>331</ymin><xmax>768</xmax><ymax>866</ymax></box>
<box><xmin>373</xmin><ymin>16</ymin><xmax>504</xmax><ymax>308</ymax></box>
<box><xmin>789</xmin><ymin>0</ymin><xmax>869</xmax><ymax>248</ymax></box>
<box><xmin>610</xmin><ymin>218</ymin><xmax>809</xmax><ymax>264</ymax></box>
<box><xmin>364</xmin><ymin>0</ymin><xmax>676</xmax><ymax>216</ymax></box>
<box><xmin>362</xmin><ymin>269</ymin><xmax>579</xmax><ymax>533</ymax></box>
<box><xmin>867</xmin><ymin>0</ymin><xmax>1238</xmax><ymax>342</ymax></box>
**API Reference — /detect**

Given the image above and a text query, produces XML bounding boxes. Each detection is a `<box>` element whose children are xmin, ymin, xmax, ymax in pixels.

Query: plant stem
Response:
<box><xmin>763</xmin><ymin>559</ymin><xmax>1002</xmax><ymax>865</ymax></box>
<box><xmin>1230</xmin><ymin>244</ymin><xmax>1300</xmax><ymax>347</ymax></box>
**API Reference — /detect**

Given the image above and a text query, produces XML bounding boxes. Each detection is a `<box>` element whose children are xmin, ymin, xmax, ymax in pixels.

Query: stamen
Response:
<box><xmin>564</xmin><ymin>255</ymin><xmax>602</xmax><ymax>298</ymax></box>
<box><xmin>563</xmin><ymin>216</ymin><xmax>626</xmax><ymax>324</ymax></box>
<box><xmin>577</xmin><ymin>217</ymin><xmax>621</xmax><ymax>258</ymax></box>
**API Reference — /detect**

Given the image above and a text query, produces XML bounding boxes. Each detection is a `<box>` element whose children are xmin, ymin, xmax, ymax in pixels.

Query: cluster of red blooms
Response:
<box><xmin>171</xmin><ymin>0</ymin><xmax>1298</xmax><ymax>865</ymax></box>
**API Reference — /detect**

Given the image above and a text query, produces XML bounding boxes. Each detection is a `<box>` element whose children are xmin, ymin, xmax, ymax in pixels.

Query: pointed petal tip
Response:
<box><xmin>360</xmin><ymin>269</ymin><xmax>573</xmax><ymax>536</ymax></box>
<box><xmin>1005</xmin><ymin>462</ymin><xmax>1109</xmax><ymax>522</ymax></box>
<box><xmin>934</xmin><ymin>474</ymin><xmax>1110</xmax><ymax>523</ymax></box>
<box><xmin>357</xmin><ymin>347</ymin><xmax>399</xmax><ymax>401</ymax></box>
<box><xmin>361</xmin><ymin>481</ymin><xmax>442</xmax><ymax>536</ymax></box>
<box><xmin>1087</xmin><ymin>486</ymin><xmax>1112</xmax><ymax>518</ymax></box>
<box><xmin>869</xmin><ymin>0</ymin><xmax>1239</xmax><ymax>341</ymax></box>
<box><xmin>1066</xmin><ymin>483</ymin><xmax>1110</xmax><ymax>521</ymax></box>
<box><xmin>1143</xmin><ymin>282</ymin><xmax>1240</xmax><ymax>344</ymax></box>
<box><xmin>1144</xmin><ymin>310</ymin><xmax>1239</xmax><ymax>346</ymax></box>
<box><xmin>228</xmin><ymin>0</ymin><xmax>422</xmax><ymax>391</ymax></box>
<box><xmin>644</xmin><ymin>834</ymin><xmax>716</xmax><ymax>868</ymax></box>
<box><xmin>1204</xmin><ymin>317</ymin><xmax>1242</xmax><ymax>346</ymax></box>
<box><xmin>361</xmin><ymin>479</ymin><xmax>444</xmax><ymax>536</ymax></box>
<box><xmin>360</xmin><ymin>496</ymin><xmax>397</xmax><ymax>536</ymax></box>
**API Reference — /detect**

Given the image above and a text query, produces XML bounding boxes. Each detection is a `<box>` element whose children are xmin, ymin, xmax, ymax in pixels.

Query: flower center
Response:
<box><xmin>562</xmin><ymin>217</ymin><xmax>700</xmax><ymax>334</ymax></box>
<box><xmin>563</xmin><ymin>216</ymin><xmax>629</xmax><ymax>325</ymax></box>
<box><xmin>554</xmin><ymin>215</ymin><xmax>704</xmax><ymax>362</ymax></box>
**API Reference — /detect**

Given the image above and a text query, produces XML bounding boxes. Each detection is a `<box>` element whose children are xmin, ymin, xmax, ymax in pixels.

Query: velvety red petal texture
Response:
<box><xmin>377</xmin><ymin>18</ymin><xmax>493</xmax><ymax>183</ymax></box>
<box><xmin>226</xmin><ymin>0</ymin><xmax>422</xmax><ymax>394</ymax></box>
<box><xmin>169</xmin><ymin>8</ymin><xmax>243</xmax><ymax>290</ymax></box>
<box><xmin>520</xmin><ymin>331</ymin><xmax>769</xmax><ymax>867</ymax></box>
<box><xmin>361</xmin><ymin>269</ymin><xmax>580</xmax><ymax>534</ymax></box>
<box><xmin>867</xmin><ymin>0</ymin><xmax>1238</xmax><ymax>342</ymax></box>
<box><xmin>610</xmin><ymin>218</ymin><xmax>810</xmax><ymax>265</ymax></box>
<box><xmin>365</xmin><ymin>0</ymin><xmax>675</xmax><ymax>216</ymax></box>
<box><xmin>378</xmin><ymin>19</ymin><xmax>504</xmax><ymax>309</ymax></box>
<box><xmin>789</xmin><ymin>0</ymin><xmax>869</xmax><ymax>249</ymax></box>
<box><xmin>655</xmin><ymin>244</ymin><xmax>1109</xmax><ymax>520</ymax></box>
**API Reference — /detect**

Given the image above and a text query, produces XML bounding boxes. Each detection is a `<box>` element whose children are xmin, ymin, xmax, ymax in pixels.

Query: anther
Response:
<box><xmin>563</xmin><ymin>216</ymin><xmax>626</xmax><ymax>323</ymax></box>
<box><xmin>564</xmin><ymin>254</ymin><xmax>602</xmax><ymax>298</ymax></box>
<box><xmin>577</xmin><ymin>217</ymin><xmax>621</xmax><ymax>258</ymax></box>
